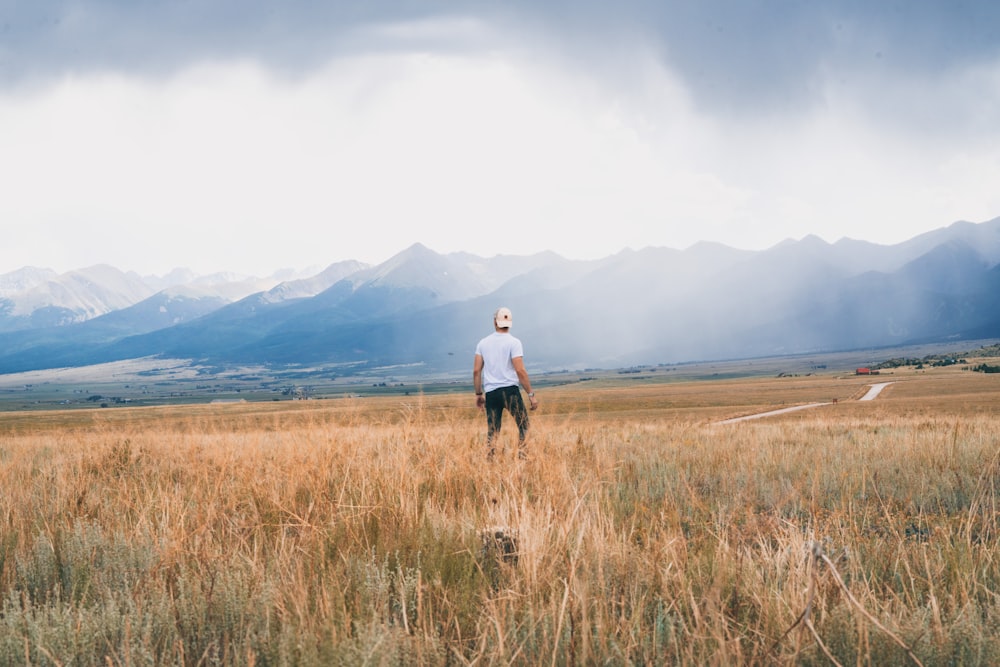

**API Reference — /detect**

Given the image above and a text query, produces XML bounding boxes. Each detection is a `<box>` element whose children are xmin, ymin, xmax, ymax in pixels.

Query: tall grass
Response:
<box><xmin>1</xmin><ymin>382</ymin><xmax>999</xmax><ymax>665</ymax></box>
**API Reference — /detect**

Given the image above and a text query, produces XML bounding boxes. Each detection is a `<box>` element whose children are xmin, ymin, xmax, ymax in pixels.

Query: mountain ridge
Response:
<box><xmin>1</xmin><ymin>217</ymin><xmax>999</xmax><ymax>376</ymax></box>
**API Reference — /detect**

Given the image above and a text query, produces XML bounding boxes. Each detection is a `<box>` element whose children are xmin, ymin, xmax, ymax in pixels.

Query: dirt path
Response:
<box><xmin>858</xmin><ymin>381</ymin><xmax>893</xmax><ymax>401</ymax></box>
<box><xmin>717</xmin><ymin>402</ymin><xmax>832</xmax><ymax>424</ymax></box>
<box><xmin>717</xmin><ymin>382</ymin><xmax>895</xmax><ymax>424</ymax></box>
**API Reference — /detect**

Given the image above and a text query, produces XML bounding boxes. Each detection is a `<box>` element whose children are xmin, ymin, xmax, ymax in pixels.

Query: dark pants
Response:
<box><xmin>485</xmin><ymin>385</ymin><xmax>529</xmax><ymax>454</ymax></box>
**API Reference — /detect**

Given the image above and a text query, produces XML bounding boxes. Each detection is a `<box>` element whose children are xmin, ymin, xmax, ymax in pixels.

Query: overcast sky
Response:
<box><xmin>2</xmin><ymin>1</ymin><xmax>999</xmax><ymax>276</ymax></box>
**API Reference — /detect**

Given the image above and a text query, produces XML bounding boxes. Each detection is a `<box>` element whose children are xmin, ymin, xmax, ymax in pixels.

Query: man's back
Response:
<box><xmin>475</xmin><ymin>331</ymin><xmax>523</xmax><ymax>393</ymax></box>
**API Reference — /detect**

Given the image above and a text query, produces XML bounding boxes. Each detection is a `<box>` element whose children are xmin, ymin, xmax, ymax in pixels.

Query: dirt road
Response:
<box><xmin>858</xmin><ymin>381</ymin><xmax>893</xmax><ymax>401</ymax></box>
<box><xmin>717</xmin><ymin>382</ymin><xmax>894</xmax><ymax>424</ymax></box>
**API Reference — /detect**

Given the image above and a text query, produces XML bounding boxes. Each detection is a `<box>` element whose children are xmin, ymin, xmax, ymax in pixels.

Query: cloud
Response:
<box><xmin>6</xmin><ymin>2</ymin><xmax>999</xmax><ymax>86</ymax></box>
<box><xmin>0</xmin><ymin>2</ymin><xmax>998</xmax><ymax>276</ymax></box>
<box><xmin>0</xmin><ymin>48</ymin><xmax>716</xmax><ymax>273</ymax></box>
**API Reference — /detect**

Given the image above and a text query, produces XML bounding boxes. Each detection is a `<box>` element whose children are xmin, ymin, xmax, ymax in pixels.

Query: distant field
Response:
<box><xmin>1</xmin><ymin>361</ymin><xmax>999</xmax><ymax>664</ymax></box>
<box><xmin>0</xmin><ymin>339</ymin><xmax>992</xmax><ymax>411</ymax></box>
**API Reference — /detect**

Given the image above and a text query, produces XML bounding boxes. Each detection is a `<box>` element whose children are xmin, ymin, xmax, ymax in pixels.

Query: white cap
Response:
<box><xmin>494</xmin><ymin>306</ymin><xmax>512</xmax><ymax>329</ymax></box>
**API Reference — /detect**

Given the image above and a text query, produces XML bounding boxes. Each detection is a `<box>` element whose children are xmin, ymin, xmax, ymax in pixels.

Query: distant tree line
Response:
<box><xmin>972</xmin><ymin>363</ymin><xmax>1000</xmax><ymax>374</ymax></box>
<box><xmin>86</xmin><ymin>395</ymin><xmax>130</xmax><ymax>406</ymax></box>
<box><xmin>875</xmin><ymin>356</ymin><xmax>967</xmax><ymax>370</ymax></box>
<box><xmin>873</xmin><ymin>342</ymin><xmax>1000</xmax><ymax>372</ymax></box>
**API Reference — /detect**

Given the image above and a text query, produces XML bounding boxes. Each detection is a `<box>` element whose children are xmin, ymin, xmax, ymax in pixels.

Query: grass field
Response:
<box><xmin>1</xmin><ymin>360</ymin><xmax>999</xmax><ymax>665</ymax></box>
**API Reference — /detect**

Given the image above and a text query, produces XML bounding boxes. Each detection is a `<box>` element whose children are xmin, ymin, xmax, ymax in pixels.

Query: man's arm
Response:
<box><xmin>473</xmin><ymin>353</ymin><xmax>486</xmax><ymax>409</ymax></box>
<box><xmin>512</xmin><ymin>356</ymin><xmax>539</xmax><ymax>410</ymax></box>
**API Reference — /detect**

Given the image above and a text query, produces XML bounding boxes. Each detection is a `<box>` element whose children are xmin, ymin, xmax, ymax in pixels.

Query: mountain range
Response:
<box><xmin>2</xmin><ymin>217</ymin><xmax>999</xmax><ymax>378</ymax></box>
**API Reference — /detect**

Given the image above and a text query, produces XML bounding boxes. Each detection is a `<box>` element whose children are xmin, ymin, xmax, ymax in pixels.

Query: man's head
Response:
<box><xmin>494</xmin><ymin>306</ymin><xmax>513</xmax><ymax>330</ymax></box>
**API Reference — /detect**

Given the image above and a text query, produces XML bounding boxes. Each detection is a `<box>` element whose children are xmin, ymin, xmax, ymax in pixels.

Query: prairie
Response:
<box><xmin>1</xmin><ymin>363</ymin><xmax>999</xmax><ymax>665</ymax></box>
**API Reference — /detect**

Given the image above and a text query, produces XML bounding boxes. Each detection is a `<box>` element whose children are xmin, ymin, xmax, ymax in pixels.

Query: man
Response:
<box><xmin>473</xmin><ymin>306</ymin><xmax>538</xmax><ymax>459</ymax></box>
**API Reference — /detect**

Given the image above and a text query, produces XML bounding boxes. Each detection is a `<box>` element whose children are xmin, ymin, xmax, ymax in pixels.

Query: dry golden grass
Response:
<box><xmin>0</xmin><ymin>367</ymin><xmax>999</xmax><ymax>664</ymax></box>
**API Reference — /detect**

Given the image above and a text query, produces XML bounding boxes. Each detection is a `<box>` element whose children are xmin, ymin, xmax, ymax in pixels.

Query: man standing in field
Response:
<box><xmin>473</xmin><ymin>306</ymin><xmax>538</xmax><ymax>460</ymax></box>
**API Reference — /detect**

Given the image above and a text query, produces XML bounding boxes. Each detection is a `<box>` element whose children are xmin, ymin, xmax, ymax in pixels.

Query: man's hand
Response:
<box><xmin>528</xmin><ymin>394</ymin><xmax>538</xmax><ymax>410</ymax></box>
<box><xmin>476</xmin><ymin>394</ymin><xmax>485</xmax><ymax>410</ymax></box>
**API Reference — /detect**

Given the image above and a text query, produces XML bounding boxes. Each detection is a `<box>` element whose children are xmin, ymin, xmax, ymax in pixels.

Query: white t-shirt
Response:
<box><xmin>475</xmin><ymin>331</ymin><xmax>524</xmax><ymax>393</ymax></box>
